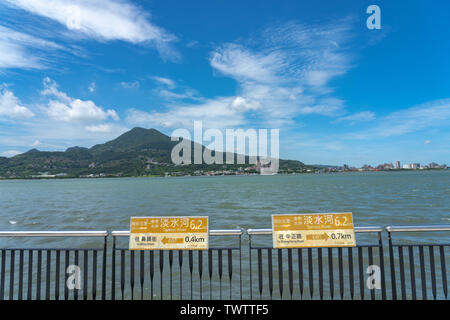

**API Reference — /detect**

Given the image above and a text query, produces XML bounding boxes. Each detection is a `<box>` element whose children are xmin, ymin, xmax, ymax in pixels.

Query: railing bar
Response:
<box><xmin>140</xmin><ymin>251</ymin><xmax>145</xmax><ymax>301</ymax></box>
<box><xmin>208</xmin><ymin>249</ymin><xmax>213</xmax><ymax>300</ymax></box>
<box><xmin>408</xmin><ymin>246</ymin><xmax>416</xmax><ymax>300</ymax></box>
<box><xmin>378</xmin><ymin>232</ymin><xmax>387</xmax><ymax>300</ymax></box>
<box><xmin>130</xmin><ymin>251</ymin><xmax>135</xmax><ymax>300</ymax></box>
<box><xmin>388</xmin><ymin>233</ymin><xmax>397</xmax><ymax>300</ymax></box>
<box><xmin>218</xmin><ymin>249</ymin><xmax>223</xmax><ymax>300</ymax></box>
<box><xmin>439</xmin><ymin>246</ymin><xmax>447</xmax><ymax>299</ymax></box>
<box><xmin>10</xmin><ymin>250</ymin><xmax>15</xmax><ymax>300</ymax></box>
<box><xmin>358</xmin><ymin>246</ymin><xmax>364</xmax><ymax>300</ymax></box>
<box><xmin>36</xmin><ymin>250</ymin><xmax>42</xmax><ymax>300</ymax></box>
<box><xmin>429</xmin><ymin>246</ymin><xmax>437</xmax><ymax>300</ymax></box>
<box><xmin>169</xmin><ymin>250</ymin><xmax>173</xmax><ymax>300</ymax></box>
<box><xmin>308</xmin><ymin>248</ymin><xmax>313</xmax><ymax>299</ymax></box>
<box><xmin>74</xmin><ymin>250</ymin><xmax>79</xmax><ymax>301</ymax></box>
<box><xmin>92</xmin><ymin>250</ymin><xmax>98</xmax><ymax>300</ymax></box>
<box><xmin>150</xmin><ymin>251</ymin><xmax>154</xmax><ymax>300</ymax></box>
<box><xmin>287</xmin><ymin>248</ymin><xmax>293</xmax><ymax>299</ymax></box>
<box><xmin>18</xmin><ymin>250</ymin><xmax>23</xmax><ymax>300</ymax></box>
<box><xmin>328</xmin><ymin>248</ymin><xmax>334</xmax><ymax>300</ymax></box>
<box><xmin>120</xmin><ymin>250</ymin><xmax>125</xmax><ymax>300</ymax></box>
<box><xmin>227</xmin><ymin>249</ymin><xmax>232</xmax><ymax>300</ymax></box>
<box><xmin>278</xmin><ymin>249</ymin><xmax>283</xmax><ymax>299</ymax></box>
<box><xmin>398</xmin><ymin>246</ymin><xmax>406</xmax><ymax>300</ymax></box>
<box><xmin>189</xmin><ymin>251</ymin><xmax>193</xmax><ymax>300</ymax></box>
<box><xmin>111</xmin><ymin>239</ymin><xmax>116</xmax><ymax>301</ymax></box>
<box><xmin>64</xmin><ymin>250</ymin><xmax>69</xmax><ymax>300</ymax></box>
<box><xmin>198</xmin><ymin>250</ymin><xmax>203</xmax><ymax>300</ymax></box>
<box><xmin>0</xmin><ymin>250</ymin><xmax>5</xmax><ymax>300</ymax></box>
<box><xmin>45</xmin><ymin>250</ymin><xmax>51</xmax><ymax>300</ymax></box>
<box><xmin>160</xmin><ymin>250</ymin><xmax>164</xmax><ymax>300</ymax></box>
<box><xmin>318</xmin><ymin>248</ymin><xmax>323</xmax><ymax>300</ymax></box>
<box><xmin>83</xmin><ymin>250</ymin><xmax>88</xmax><ymax>300</ymax></box>
<box><xmin>267</xmin><ymin>248</ymin><xmax>273</xmax><ymax>299</ymax></box>
<box><xmin>55</xmin><ymin>250</ymin><xmax>60</xmax><ymax>301</ymax></box>
<box><xmin>257</xmin><ymin>249</ymin><xmax>263</xmax><ymax>299</ymax></box>
<box><xmin>101</xmin><ymin>238</ymin><xmax>107</xmax><ymax>300</ymax></box>
<box><xmin>348</xmin><ymin>247</ymin><xmax>354</xmax><ymax>300</ymax></box>
<box><xmin>419</xmin><ymin>246</ymin><xmax>427</xmax><ymax>300</ymax></box>
<box><xmin>338</xmin><ymin>247</ymin><xmax>344</xmax><ymax>300</ymax></box>
<box><xmin>27</xmin><ymin>250</ymin><xmax>33</xmax><ymax>300</ymax></box>
<box><xmin>179</xmin><ymin>251</ymin><xmax>183</xmax><ymax>300</ymax></box>
<box><xmin>297</xmin><ymin>248</ymin><xmax>303</xmax><ymax>299</ymax></box>
<box><xmin>368</xmin><ymin>246</ymin><xmax>375</xmax><ymax>300</ymax></box>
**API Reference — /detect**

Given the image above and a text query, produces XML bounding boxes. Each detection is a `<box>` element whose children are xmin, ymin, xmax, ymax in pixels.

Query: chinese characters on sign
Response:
<box><xmin>129</xmin><ymin>216</ymin><xmax>208</xmax><ymax>250</ymax></box>
<box><xmin>272</xmin><ymin>213</ymin><xmax>356</xmax><ymax>248</ymax></box>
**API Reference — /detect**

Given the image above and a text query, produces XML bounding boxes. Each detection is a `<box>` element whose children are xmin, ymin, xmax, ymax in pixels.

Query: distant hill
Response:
<box><xmin>0</xmin><ymin>127</ymin><xmax>314</xmax><ymax>178</ymax></box>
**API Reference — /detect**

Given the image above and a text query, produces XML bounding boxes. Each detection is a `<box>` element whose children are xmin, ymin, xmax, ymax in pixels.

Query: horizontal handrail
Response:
<box><xmin>386</xmin><ymin>225</ymin><xmax>450</xmax><ymax>232</ymax></box>
<box><xmin>247</xmin><ymin>226</ymin><xmax>384</xmax><ymax>235</ymax></box>
<box><xmin>111</xmin><ymin>229</ymin><xmax>243</xmax><ymax>237</ymax></box>
<box><xmin>0</xmin><ymin>231</ymin><xmax>108</xmax><ymax>237</ymax></box>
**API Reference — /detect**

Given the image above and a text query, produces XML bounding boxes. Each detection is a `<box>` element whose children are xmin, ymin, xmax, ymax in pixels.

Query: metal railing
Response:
<box><xmin>0</xmin><ymin>231</ymin><xmax>108</xmax><ymax>300</ymax></box>
<box><xmin>111</xmin><ymin>229</ymin><xmax>243</xmax><ymax>300</ymax></box>
<box><xmin>0</xmin><ymin>225</ymin><xmax>448</xmax><ymax>300</ymax></box>
<box><xmin>386</xmin><ymin>225</ymin><xmax>450</xmax><ymax>300</ymax></box>
<box><xmin>247</xmin><ymin>226</ymin><xmax>386</xmax><ymax>300</ymax></box>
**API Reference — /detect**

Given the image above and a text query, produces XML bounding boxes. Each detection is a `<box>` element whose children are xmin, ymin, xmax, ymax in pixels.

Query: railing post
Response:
<box><xmin>378</xmin><ymin>231</ymin><xmax>387</xmax><ymax>300</ymax></box>
<box><xmin>102</xmin><ymin>235</ymin><xmax>107</xmax><ymax>300</ymax></box>
<box><xmin>388</xmin><ymin>231</ymin><xmax>397</xmax><ymax>300</ymax></box>
<box><xmin>111</xmin><ymin>235</ymin><xmax>116</xmax><ymax>301</ymax></box>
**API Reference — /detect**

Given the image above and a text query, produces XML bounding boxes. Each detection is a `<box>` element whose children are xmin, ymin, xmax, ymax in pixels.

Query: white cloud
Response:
<box><xmin>335</xmin><ymin>111</ymin><xmax>376</xmax><ymax>123</ymax></box>
<box><xmin>42</xmin><ymin>77</ymin><xmax>119</xmax><ymax>122</ymax></box>
<box><xmin>350</xmin><ymin>99</ymin><xmax>450</xmax><ymax>139</ymax></box>
<box><xmin>0</xmin><ymin>87</ymin><xmax>35</xmax><ymax>118</ymax></box>
<box><xmin>128</xmin><ymin>20</ymin><xmax>354</xmax><ymax>129</ymax></box>
<box><xmin>299</xmin><ymin>98</ymin><xmax>345</xmax><ymax>116</ymax></box>
<box><xmin>1</xmin><ymin>150</ymin><xmax>22</xmax><ymax>157</ymax></box>
<box><xmin>84</xmin><ymin>124</ymin><xmax>114</xmax><ymax>133</ymax></box>
<box><xmin>0</xmin><ymin>25</ymin><xmax>63</xmax><ymax>69</ymax></box>
<box><xmin>4</xmin><ymin>0</ymin><xmax>179</xmax><ymax>60</ymax></box>
<box><xmin>88</xmin><ymin>82</ymin><xmax>96</xmax><ymax>93</ymax></box>
<box><xmin>424</xmin><ymin>140</ymin><xmax>431</xmax><ymax>145</ymax></box>
<box><xmin>126</xmin><ymin>96</ymin><xmax>250</xmax><ymax>129</ymax></box>
<box><xmin>120</xmin><ymin>81</ymin><xmax>140</xmax><ymax>89</ymax></box>
<box><xmin>152</xmin><ymin>76</ymin><xmax>175</xmax><ymax>89</ymax></box>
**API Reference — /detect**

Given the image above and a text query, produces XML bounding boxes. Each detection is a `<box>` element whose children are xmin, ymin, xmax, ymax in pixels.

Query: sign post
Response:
<box><xmin>129</xmin><ymin>216</ymin><xmax>209</xmax><ymax>250</ymax></box>
<box><xmin>272</xmin><ymin>213</ymin><xmax>356</xmax><ymax>248</ymax></box>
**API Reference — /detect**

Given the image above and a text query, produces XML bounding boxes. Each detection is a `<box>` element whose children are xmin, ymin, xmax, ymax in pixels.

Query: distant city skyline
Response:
<box><xmin>0</xmin><ymin>1</ymin><xmax>449</xmax><ymax>167</ymax></box>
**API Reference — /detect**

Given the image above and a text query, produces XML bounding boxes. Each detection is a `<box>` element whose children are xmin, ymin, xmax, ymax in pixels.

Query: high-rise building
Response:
<box><xmin>395</xmin><ymin>161</ymin><xmax>401</xmax><ymax>169</ymax></box>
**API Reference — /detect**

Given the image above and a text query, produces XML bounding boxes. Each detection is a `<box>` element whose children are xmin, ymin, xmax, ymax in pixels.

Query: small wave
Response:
<box><xmin>9</xmin><ymin>220</ymin><xmax>17</xmax><ymax>225</ymax></box>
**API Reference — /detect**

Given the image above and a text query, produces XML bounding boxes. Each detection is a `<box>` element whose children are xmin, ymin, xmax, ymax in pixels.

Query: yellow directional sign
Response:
<box><xmin>129</xmin><ymin>216</ymin><xmax>208</xmax><ymax>250</ymax></box>
<box><xmin>272</xmin><ymin>213</ymin><xmax>356</xmax><ymax>248</ymax></box>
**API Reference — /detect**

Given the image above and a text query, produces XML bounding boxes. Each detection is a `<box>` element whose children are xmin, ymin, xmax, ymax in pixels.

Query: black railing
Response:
<box><xmin>111</xmin><ymin>230</ymin><xmax>243</xmax><ymax>300</ymax></box>
<box><xmin>0</xmin><ymin>231</ymin><xmax>107</xmax><ymax>300</ymax></box>
<box><xmin>387</xmin><ymin>225</ymin><xmax>450</xmax><ymax>300</ymax></box>
<box><xmin>247</xmin><ymin>227</ymin><xmax>387</xmax><ymax>300</ymax></box>
<box><xmin>0</xmin><ymin>226</ymin><xmax>449</xmax><ymax>300</ymax></box>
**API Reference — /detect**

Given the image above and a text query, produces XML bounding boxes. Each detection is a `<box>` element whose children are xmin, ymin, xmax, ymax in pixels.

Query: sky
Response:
<box><xmin>0</xmin><ymin>0</ymin><xmax>449</xmax><ymax>166</ymax></box>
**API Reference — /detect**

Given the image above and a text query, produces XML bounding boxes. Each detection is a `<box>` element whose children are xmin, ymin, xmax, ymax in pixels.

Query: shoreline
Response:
<box><xmin>0</xmin><ymin>168</ymin><xmax>448</xmax><ymax>181</ymax></box>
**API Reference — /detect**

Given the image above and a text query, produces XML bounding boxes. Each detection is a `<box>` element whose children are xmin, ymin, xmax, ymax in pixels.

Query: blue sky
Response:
<box><xmin>0</xmin><ymin>0</ymin><xmax>449</xmax><ymax>166</ymax></box>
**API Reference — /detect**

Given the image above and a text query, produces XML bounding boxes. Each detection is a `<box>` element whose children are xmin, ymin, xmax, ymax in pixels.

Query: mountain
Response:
<box><xmin>0</xmin><ymin>127</ymin><xmax>313</xmax><ymax>178</ymax></box>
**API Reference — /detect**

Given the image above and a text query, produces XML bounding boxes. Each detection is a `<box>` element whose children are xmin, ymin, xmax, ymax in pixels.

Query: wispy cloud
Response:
<box><xmin>0</xmin><ymin>25</ymin><xmax>64</xmax><ymax>69</ymax></box>
<box><xmin>128</xmin><ymin>20</ymin><xmax>355</xmax><ymax>129</ymax></box>
<box><xmin>335</xmin><ymin>111</ymin><xmax>376</xmax><ymax>123</ymax></box>
<box><xmin>350</xmin><ymin>99</ymin><xmax>450</xmax><ymax>139</ymax></box>
<box><xmin>120</xmin><ymin>81</ymin><xmax>140</xmax><ymax>89</ymax></box>
<box><xmin>3</xmin><ymin>0</ymin><xmax>180</xmax><ymax>61</ymax></box>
